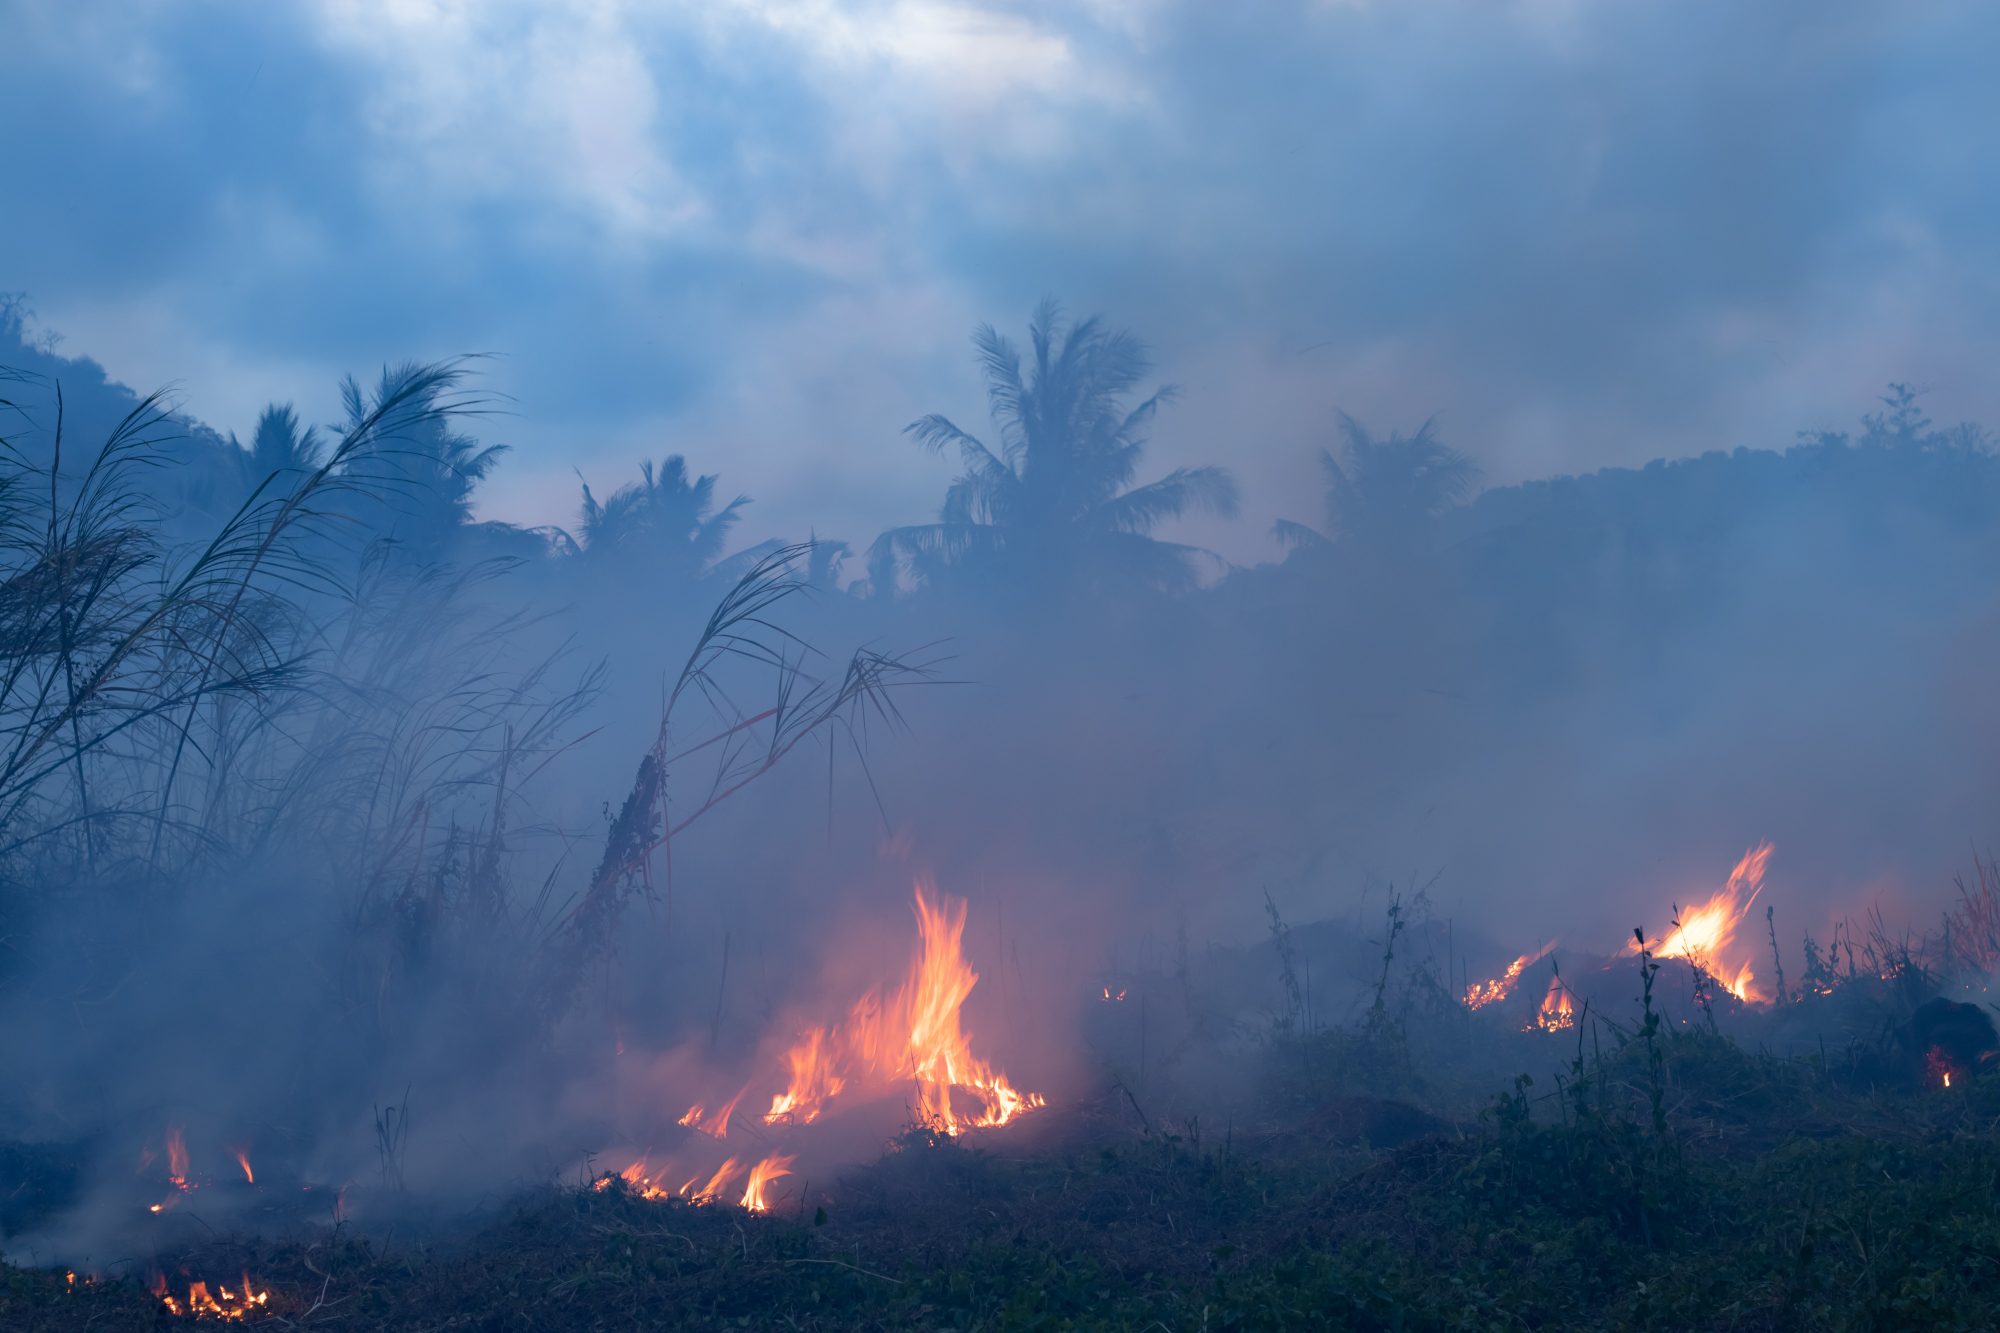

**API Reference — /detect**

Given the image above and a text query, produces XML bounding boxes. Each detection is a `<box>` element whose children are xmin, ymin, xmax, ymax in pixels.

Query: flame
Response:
<box><xmin>145</xmin><ymin>1126</ymin><xmax>198</xmax><ymax>1212</ymax></box>
<box><xmin>1100</xmin><ymin>986</ymin><xmax>1127</xmax><ymax>1002</ymax></box>
<box><xmin>234</xmin><ymin>1150</ymin><xmax>254</xmax><ymax>1184</ymax></box>
<box><xmin>165</xmin><ymin>1127</ymin><xmax>189</xmax><ymax>1188</ymax></box>
<box><xmin>695</xmin><ymin>1157</ymin><xmax>742</xmax><ymax>1201</ymax></box>
<box><xmin>1466</xmin><ymin>940</ymin><xmax>1557</xmax><ymax>1010</ymax></box>
<box><xmin>601</xmin><ymin>1155</ymin><xmax>750</xmax><ymax>1204</ymax></box>
<box><xmin>1629</xmin><ymin>843</ymin><xmax>1773</xmax><ymax>1002</ymax></box>
<box><xmin>762</xmin><ymin>884</ymin><xmax>1044</xmax><ymax>1136</ymax></box>
<box><xmin>155</xmin><ymin>1271</ymin><xmax>268</xmax><ymax>1321</ymax></box>
<box><xmin>707</xmin><ymin>1087</ymin><xmax>746</xmax><ymax>1137</ymax></box>
<box><xmin>765</xmin><ymin>1025</ymin><xmax>847</xmax><ymax>1125</ymax></box>
<box><xmin>1530</xmin><ymin>974</ymin><xmax>1576</xmax><ymax>1032</ymax></box>
<box><xmin>740</xmin><ymin>1153</ymin><xmax>795</xmax><ymax>1213</ymax></box>
<box><xmin>680</xmin><ymin>1086</ymin><xmax>747</xmax><ymax>1138</ymax></box>
<box><xmin>1926</xmin><ymin>1046</ymin><xmax>1959</xmax><ymax>1091</ymax></box>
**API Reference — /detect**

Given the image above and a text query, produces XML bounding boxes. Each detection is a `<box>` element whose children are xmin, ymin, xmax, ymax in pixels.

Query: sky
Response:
<box><xmin>5</xmin><ymin>0</ymin><xmax>1999</xmax><ymax>564</ymax></box>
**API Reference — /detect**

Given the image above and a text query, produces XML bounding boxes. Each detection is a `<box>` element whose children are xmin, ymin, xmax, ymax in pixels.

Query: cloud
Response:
<box><xmin>4</xmin><ymin>0</ymin><xmax>1999</xmax><ymax>564</ymax></box>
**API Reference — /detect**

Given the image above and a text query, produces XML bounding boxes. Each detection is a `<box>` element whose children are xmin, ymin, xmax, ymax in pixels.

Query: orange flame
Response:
<box><xmin>765</xmin><ymin>1024</ymin><xmax>848</xmax><ymax>1125</ymax></box>
<box><xmin>605</xmin><ymin>1154</ymin><xmax>753</xmax><ymax>1204</ymax></box>
<box><xmin>1466</xmin><ymin>940</ymin><xmax>1557</xmax><ymax>1010</ymax></box>
<box><xmin>234</xmin><ymin>1151</ymin><xmax>254</xmax><ymax>1184</ymax></box>
<box><xmin>155</xmin><ymin>1271</ymin><xmax>268</xmax><ymax>1321</ymax></box>
<box><xmin>165</xmin><ymin>1127</ymin><xmax>189</xmax><ymax>1189</ymax></box>
<box><xmin>1634</xmin><ymin>843</ymin><xmax>1770</xmax><ymax>959</ymax></box>
<box><xmin>694</xmin><ymin>1157</ymin><xmax>742</xmax><ymax>1201</ymax></box>
<box><xmin>1531</xmin><ymin>974</ymin><xmax>1576</xmax><ymax>1032</ymax></box>
<box><xmin>761</xmin><ymin>885</ymin><xmax>1043</xmax><ymax>1135</ymax></box>
<box><xmin>708</xmin><ymin>1087</ymin><xmax>746</xmax><ymax>1137</ymax></box>
<box><xmin>740</xmin><ymin>1153</ymin><xmax>796</xmax><ymax>1213</ymax></box>
<box><xmin>680</xmin><ymin>1086</ymin><xmax>747</xmax><ymax>1139</ymax></box>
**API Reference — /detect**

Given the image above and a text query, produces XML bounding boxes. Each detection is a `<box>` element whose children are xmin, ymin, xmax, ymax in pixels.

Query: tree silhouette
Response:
<box><xmin>872</xmin><ymin>299</ymin><xmax>1237</xmax><ymax>596</ymax></box>
<box><xmin>568</xmin><ymin>454</ymin><xmax>769</xmax><ymax>581</ymax></box>
<box><xmin>248</xmin><ymin>403</ymin><xmax>325</xmax><ymax>481</ymax></box>
<box><xmin>1274</xmin><ymin>414</ymin><xmax>1480</xmax><ymax>556</ymax></box>
<box><xmin>338</xmin><ymin>361</ymin><xmax>508</xmax><ymax>555</ymax></box>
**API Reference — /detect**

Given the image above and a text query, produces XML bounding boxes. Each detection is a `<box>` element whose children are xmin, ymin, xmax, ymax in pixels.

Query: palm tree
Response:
<box><xmin>803</xmin><ymin>533</ymin><xmax>849</xmax><ymax>590</ymax></box>
<box><xmin>1273</xmin><ymin>414</ymin><xmax>1480</xmax><ymax>556</ymax></box>
<box><xmin>249</xmin><ymin>403</ymin><xmax>326</xmax><ymax>481</ymax></box>
<box><xmin>338</xmin><ymin>362</ymin><xmax>508</xmax><ymax>554</ymax></box>
<box><xmin>872</xmin><ymin>299</ymin><xmax>1238</xmax><ymax>596</ymax></box>
<box><xmin>569</xmin><ymin>455</ymin><xmax>774</xmax><ymax>581</ymax></box>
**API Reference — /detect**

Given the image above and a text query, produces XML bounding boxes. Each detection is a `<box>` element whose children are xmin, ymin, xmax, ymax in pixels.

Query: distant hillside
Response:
<box><xmin>0</xmin><ymin>296</ymin><xmax>251</xmax><ymax>533</ymax></box>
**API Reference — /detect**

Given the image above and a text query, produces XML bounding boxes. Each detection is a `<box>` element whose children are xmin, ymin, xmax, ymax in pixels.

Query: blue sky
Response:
<box><xmin>5</xmin><ymin>0</ymin><xmax>1998</xmax><ymax>562</ymax></box>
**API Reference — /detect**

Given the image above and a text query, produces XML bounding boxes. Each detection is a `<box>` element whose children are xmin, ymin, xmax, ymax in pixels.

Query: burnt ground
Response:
<box><xmin>7</xmin><ymin>1028</ymin><xmax>2000</xmax><ymax>1332</ymax></box>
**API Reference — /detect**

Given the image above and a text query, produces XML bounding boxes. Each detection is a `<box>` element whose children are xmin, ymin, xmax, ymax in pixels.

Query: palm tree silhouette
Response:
<box><xmin>337</xmin><ymin>362</ymin><xmax>508</xmax><ymax>554</ymax></box>
<box><xmin>872</xmin><ymin>299</ymin><xmax>1237</xmax><ymax>596</ymax></box>
<box><xmin>248</xmin><ymin>403</ymin><xmax>326</xmax><ymax>481</ymax></box>
<box><xmin>568</xmin><ymin>455</ymin><xmax>776</xmax><ymax>581</ymax></box>
<box><xmin>1273</xmin><ymin>414</ymin><xmax>1480</xmax><ymax>556</ymax></box>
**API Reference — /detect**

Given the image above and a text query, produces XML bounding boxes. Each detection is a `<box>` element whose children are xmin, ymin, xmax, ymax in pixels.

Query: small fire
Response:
<box><xmin>597</xmin><ymin>1154</ymin><xmax>755</xmax><ymax>1205</ymax></box>
<box><xmin>234</xmin><ymin>1150</ymin><xmax>254</xmax><ymax>1184</ymax></box>
<box><xmin>1629</xmin><ymin>843</ymin><xmax>1773</xmax><ymax>1003</ymax></box>
<box><xmin>1100</xmin><ymin>986</ymin><xmax>1127</xmax><ymax>1002</ymax></box>
<box><xmin>148</xmin><ymin>1126</ymin><xmax>195</xmax><ymax>1212</ymax></box>
<box><xmin>154</xmin><ymin>1270</ymin><xmax>268</xmax><ymax>1321</ymax></box>
<box><xmin>680</xmin><ymin>1087</ymin><xmax>746</xmax><ymax>1138</ymax></box>
<box><xmin>765</xmin><ymin>1026</ymin><xmax>846</xmax><ymax>1125</ymax></box>
<box><xmin>739</xmin><ymin>1153</ymin><xmax>796</xmax><ymax>1213</ymax></box>
<box><xmin>1530</xmin><ymin>974</ymin><xmax>1576</xmax><ymax>1032</ymax></box>
<box><xmin>1926</xmin><ymin>1046</ymin><xmax>1960</xmax><ymax>1091</ymax></box>
<box><xmin>166</xmin><ymin>1127</ymin><xmax>190</xmax><ymax>1189</ymax></box>
<box><xmin>762</xmin><ymin>884</ymin><xmax>1044</xmax><ymax>1136</ymax></box>
<box><xmin>1466</xmin><ymin>940</ymin><xmax>1557</xmax><ymax>1010</ymax></box>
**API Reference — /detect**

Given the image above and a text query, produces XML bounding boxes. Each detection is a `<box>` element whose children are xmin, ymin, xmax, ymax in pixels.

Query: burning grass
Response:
<box><xmin>15</xmin><ymin>860</ymin><xmax>2000</xmax><ymax>1331</ymax></box>
<box><xmin>5</xmin><ymin>372</ymin><xmax>2000</xmax><ymax>1329</ymax></box>
<box><xmin>14</xmin><ymin>1045</ymin><xmax>2000</xmax><ymax>1332</ymax></box>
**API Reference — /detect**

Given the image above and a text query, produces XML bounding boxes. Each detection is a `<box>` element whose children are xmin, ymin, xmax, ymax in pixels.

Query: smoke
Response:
<box><xmin>3</xmin><ymin>314</ymin><xmax>1999</xmax><ymax>1279</ymax></box>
